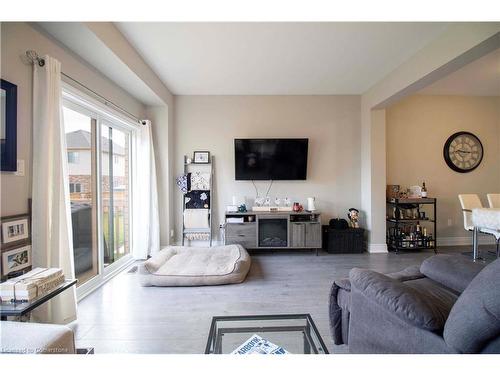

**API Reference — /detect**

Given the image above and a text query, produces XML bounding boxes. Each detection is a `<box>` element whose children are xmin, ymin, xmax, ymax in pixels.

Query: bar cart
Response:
<box><xmin>386</xmin><ymin>197</ymin><xmax>437</xmax><ymax>254</ymax></box>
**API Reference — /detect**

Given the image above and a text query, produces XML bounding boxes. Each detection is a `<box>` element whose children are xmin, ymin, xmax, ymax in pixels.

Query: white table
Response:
<box><xmin>472</xmin><ymin>208</ymin><xmax>500</xmax><ymax>261</ymax></box>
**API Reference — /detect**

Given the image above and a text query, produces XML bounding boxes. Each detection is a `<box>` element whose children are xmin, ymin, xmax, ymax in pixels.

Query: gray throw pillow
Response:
<box><xmin>443</xmin><ymin>258</ymin><xmax>500</xmax><ymax>353</ymax></box>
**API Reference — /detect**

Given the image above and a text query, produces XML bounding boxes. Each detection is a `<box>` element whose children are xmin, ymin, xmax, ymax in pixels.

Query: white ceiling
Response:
<box><xmin>116</xmin><ymin>22</ymin><xmax>449</xmax><ymax>95</ymax></box>
<box><xmin>35</xmin><ymin>22</ymin><xmax>164</xmax><ymax>105</ymax></box>
<box><xmin>419</xmin><ymin>48</ymin><xmax>500</xmax><ymax>96</ymax></box>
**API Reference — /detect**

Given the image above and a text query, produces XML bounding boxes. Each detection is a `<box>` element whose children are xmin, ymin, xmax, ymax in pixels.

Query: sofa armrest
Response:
<box><xmin>349</xmin><ymin>268</ymin><xmax>449</xmax><ymax>331</ymax></box>
<box><xmin>420</xmin><ymin>255</ymin><xmax>485</xmax><ymax>293</ymax></box>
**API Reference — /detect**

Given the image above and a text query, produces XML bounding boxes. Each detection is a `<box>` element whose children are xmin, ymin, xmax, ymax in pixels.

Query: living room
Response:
<box><xmin>1</xmin><ymin>1</ymin><xmax>499</xmax><ymax>373</ymax></box>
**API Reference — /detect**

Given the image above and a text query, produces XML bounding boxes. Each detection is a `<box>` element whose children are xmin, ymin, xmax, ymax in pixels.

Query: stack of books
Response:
<box><xmin>0</xmin><ymin>268</ymin><xmax>65</xmax><ymax>302</ymax></box>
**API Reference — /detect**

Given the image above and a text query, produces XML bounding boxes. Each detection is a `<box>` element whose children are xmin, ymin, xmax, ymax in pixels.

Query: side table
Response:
<box><xmin>0</xmin><ymin>280</ymin><xmax>77</xmax><ymax>321</ymax></box>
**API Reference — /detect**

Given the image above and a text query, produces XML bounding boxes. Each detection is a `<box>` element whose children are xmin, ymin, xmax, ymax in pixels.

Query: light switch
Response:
<box><xmin>14</xmin><ymin>160</ymin><xmax>25</xmax><ymax>176</ymax></box>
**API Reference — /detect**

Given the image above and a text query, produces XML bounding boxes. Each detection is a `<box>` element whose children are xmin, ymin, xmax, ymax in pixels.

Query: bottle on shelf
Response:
<box><xmin>421</xmin><ymin>181</ymin><xmax>428</xmax><ymax>198</ymax></box>
<box><xmin>423</xmin><ymin>227</ymin><xmax>428</xmax><ymax>248</ymax></box>
<box><xmin>416</xmin><ymin>225</ymin><xmax>423</xmax><ymax>247</ymax></box>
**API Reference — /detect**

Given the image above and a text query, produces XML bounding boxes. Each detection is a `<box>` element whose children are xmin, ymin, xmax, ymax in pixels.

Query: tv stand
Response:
<box><xmin>224</xmin><ymin>211</ymin><xmax>322</xmax><ymax>255</ymax></box>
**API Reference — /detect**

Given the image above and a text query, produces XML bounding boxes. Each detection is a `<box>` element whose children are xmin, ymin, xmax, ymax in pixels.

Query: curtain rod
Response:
<box><xmin>25</xmin><ymin>50</ymin><xmax>146</xmax><ymax>125</ymax></box>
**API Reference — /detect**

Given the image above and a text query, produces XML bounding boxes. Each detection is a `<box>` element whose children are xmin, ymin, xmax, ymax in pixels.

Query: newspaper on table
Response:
<box><xmin>231</xmin><ymin>334</ymin><xmax>290</xmax><ymax>354</ymax></box>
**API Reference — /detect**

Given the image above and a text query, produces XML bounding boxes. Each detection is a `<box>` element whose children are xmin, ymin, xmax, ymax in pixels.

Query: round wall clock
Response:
<box><xmin>443</xmin><ymin>131</ymin><xmax>483</xmax><ymax>173</ymax></box>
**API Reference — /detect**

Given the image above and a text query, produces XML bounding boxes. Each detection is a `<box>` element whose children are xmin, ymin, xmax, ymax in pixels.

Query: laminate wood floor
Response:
<box><xmin>72</xmin><ymin>246</ymin><xmax>496</xmax><ymax>354</ymax></box>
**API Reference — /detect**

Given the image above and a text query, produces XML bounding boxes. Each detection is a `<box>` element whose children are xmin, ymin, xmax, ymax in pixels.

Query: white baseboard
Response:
<box><xmin>437</xmin><ymin>235</ymin><xmax>496</xmax><ymax>247</ymax></box>
<box><xmin>368</xmin><ymin>243</ymin><xmax>388</xmax><ymax>253</ymax></box>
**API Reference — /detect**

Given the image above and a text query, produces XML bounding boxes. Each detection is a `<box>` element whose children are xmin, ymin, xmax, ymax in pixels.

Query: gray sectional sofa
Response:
<box><xmin>329</xmin><ymin>255</ymin><xmax>500</xmax><ymax>353</ymax></box>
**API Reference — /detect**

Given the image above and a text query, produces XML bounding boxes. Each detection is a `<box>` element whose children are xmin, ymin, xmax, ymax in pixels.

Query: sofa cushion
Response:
<box><xmin>350</xmin><ymin>268</ymin><xmax>452</xmax><ymax>331</ymax></box>
<box><xmin>387</xmin><ymin>265</ymin><xmax>424</xmax><ymax>282</ymax></box>
<box><xmin>0</xmin><ymin>321</ymin><xmax>75</xmax><ymax>354</ymax></box>
<box><xmin>420</xmin><ymin>254</ymin><xmax>485</xmax><ymax>293</ymax></box>
<box><xmin>334</xmin><ymin>278</ymin><xmax>351</xmax><ymax>292</ymax></box>
<box><xmin>443</xmin><ymin>258</ymin><xmax>500</xmax><ymax>353</ymax></box>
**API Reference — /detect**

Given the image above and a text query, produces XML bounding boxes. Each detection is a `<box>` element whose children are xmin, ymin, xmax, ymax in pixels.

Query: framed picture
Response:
<box><xmin>1</xmin><ymin>215</ymin><xmax>30</xmax><ymax>245</ymax></box>
<box><xmin>1</xmin><ymin>79</ymin><xmax>18</xmax><ymax>171</ymax></box>
<box><xmin>193</xmin><ymin>151</ymin><xmax>210</xmax><ymax>164</ymax></box>
<box><xmin>2</xmin><ymin>245</ymin><xmax>31</xmax><ymax>276</ymax></box>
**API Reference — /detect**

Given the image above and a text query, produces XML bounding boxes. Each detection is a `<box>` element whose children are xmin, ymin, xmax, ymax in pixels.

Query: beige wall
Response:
<box><xmin>386</xmin><ymin>95</ymin><xmax>500</xmax><ymax>244</ymax></box>
<box><xmin>360</xmin><ymin>24</ymin><xmax>499</xmax><ymax>251</ymax></box>
<box><xmin>174</xmin><ymin>95</ymin><xmax>361</xmax><ymax>243</ymax></box>
<box><xmin>0</xmin><ymin>22</ymin><xmax>146</xmax><ymax>217</ymax></box>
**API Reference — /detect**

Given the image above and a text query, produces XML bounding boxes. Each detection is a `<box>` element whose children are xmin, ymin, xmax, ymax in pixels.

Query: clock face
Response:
<box><xmin>443</xmin><ymin>132</ymin><xmax>483</xmax><ymax>173</ymax></box>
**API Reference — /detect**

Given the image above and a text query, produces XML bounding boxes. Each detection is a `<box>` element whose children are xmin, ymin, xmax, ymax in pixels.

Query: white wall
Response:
<box><xmin>174</xmin><ymin>95</ymin><xmax>361</xmax><ymax>244</ymax></box>
<box><xmin>386</xmin><ymin>95</ymin><xmax>500</xmax><ymax>245</ymax></box>
<box><xmin>147</xmin><ymin>105</ymin><xmax>175</xmax><ymax>246</ymax></box>
<box><xmin>0</xmin><ymin>22</ymin><xmax>146</xmax><ymax>216</ymax></box>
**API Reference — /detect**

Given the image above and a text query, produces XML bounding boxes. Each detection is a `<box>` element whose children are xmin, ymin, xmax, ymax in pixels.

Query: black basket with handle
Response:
<box><xmin>322</xmin><ymin>226</ymin><xmax>365</xmax><ymax>254</ymax></box>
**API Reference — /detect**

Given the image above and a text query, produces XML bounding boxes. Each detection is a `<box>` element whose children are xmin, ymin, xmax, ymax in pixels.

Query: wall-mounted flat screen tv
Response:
<box><xmin>234</xmin><ymin>138</ymin><xmax>308</xmax><ymax>180</ymax></box>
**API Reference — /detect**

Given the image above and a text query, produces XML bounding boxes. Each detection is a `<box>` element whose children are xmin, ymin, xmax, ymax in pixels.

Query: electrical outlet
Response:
<box><xmin>170</xmin><ymin>229</ymin><xmax>174</xmax><ymax>238</ymax></box>
<box><xmin>14</xmin><ymin>160</ymin><xmax>25</xmax><ymax>176</ymax></box>
<box><xmin>447</xmin><ymin>218</ymin><xmax>453</xmax><ymax>226</ymax></box>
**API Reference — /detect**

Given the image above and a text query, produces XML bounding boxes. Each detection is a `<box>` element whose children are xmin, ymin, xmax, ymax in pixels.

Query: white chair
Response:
<box><xmin>458</xmin><ymin>194</ymin><xmax>500</xmax><ymax>258</ymax></box>
<box><xmin>458</xmin><ymin>194</ymin><xmax>482</xmax><ymax>232</ymax></box>
<box><xmin>458</xmin><ymin>194</ymin><xmax>483</xmax><ymax>257</ymax></box>
<box><xmin>487</xmin><ymin>193</ymin><xmax>500</xmax><ymax>208</ymax></box>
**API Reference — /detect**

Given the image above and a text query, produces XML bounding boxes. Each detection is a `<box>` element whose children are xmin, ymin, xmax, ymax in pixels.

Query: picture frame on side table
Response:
<box><xmin>193</xmin><ymin>151</ymin><xmax>210</xmax><ymax>164</ymax></box>
<box><xmin>2</xmin><ymin>244</ymin><xmax>32</xmax><ymax>276</ymax></box>
<box><xmin>1</xmin><ymin>79</ymin><xmax>18</xmax><ymax>171</ymax></box>
<box><xmin>1</xmin><ymin>215</ymin><xmax>30</xmax><ymax>245</ymax></box>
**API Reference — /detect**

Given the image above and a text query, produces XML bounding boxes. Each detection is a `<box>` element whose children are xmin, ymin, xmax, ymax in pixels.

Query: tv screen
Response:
<box><xmin>234</xmin><ymin>138</ymin><xmax>308</xmax><ymax>180</ymax></box>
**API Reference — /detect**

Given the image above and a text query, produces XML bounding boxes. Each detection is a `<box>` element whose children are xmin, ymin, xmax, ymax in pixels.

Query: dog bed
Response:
<box><xmin>139</xmin><ymin>244</ymin><xmax>251</xmax><ymax>286</ymax></box>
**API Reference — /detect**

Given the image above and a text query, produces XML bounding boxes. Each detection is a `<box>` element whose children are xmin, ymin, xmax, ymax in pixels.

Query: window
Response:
<box><xmin>69</xmin><ymin>183</ymin><xmax>82</xmax><ymax>193</ymax></box>
<box><xmin>62</xmin><ymin>87</ymin><xmax>136</xmax><ymax>289</ymax></box>
<box><xmin>68</xmin><ymin>151</ymin><xmax>79</xmax><ymax>163</ymax></box>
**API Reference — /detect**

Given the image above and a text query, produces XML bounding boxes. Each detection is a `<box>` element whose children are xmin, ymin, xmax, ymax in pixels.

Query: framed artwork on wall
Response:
<box><xmin>1</xmin><ymin>215</ymin><xmax>30</xmax><ymax>246</ymax></box>
<box><xmin>2</xmin><ymin>245</ymin><xmax>32</xmax><ymax>276</ymax></box>
<box><xmin>1</xmin><ymin>79</ymin><xmax>18</xmax><ymax>171</ymax></box>
<box><xmin>193</xmin><ymin>151</ymin><xmax>210</xmax><ymax>164</ymax></box>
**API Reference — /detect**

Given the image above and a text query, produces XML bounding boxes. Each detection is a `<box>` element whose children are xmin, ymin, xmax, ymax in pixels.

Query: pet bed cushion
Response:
<box><xmin>139</xmin><ymin>244</ymin><xmax>251</xmax><ymax>286</ymax></box>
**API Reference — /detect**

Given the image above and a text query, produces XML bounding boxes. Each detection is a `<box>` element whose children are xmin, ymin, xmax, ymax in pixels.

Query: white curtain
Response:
<box><xmin>133</xmin><ymin>120</ymin><xmax>160</xmax><ymax>259</ymax></box>
<box><xmin>31</xmin><ymin>56</ymin><xmax>77</xmax><ymax>324</ymax></box>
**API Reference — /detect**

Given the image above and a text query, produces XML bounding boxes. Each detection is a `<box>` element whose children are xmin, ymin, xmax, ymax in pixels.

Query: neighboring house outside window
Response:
<box><xmin>68</xmin><ymin>151</ymin><xmax>79</xmax><ymax>163</ymax></box>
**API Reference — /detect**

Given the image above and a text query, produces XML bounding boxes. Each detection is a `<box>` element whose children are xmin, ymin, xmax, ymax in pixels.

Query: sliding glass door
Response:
<box><xmin>101</xmin><ymin>123</ymin><xmax>131</xmax><ymax>267</ymax></box>
<box><xmin>63</xmin><ymin>94</ymin><xmax>134</xmax><ymax>290</ymax></box>
<box><xmin>63</xmin><ymin>106</ymin><xmax>99</xmax><ymax>285</ymax></box>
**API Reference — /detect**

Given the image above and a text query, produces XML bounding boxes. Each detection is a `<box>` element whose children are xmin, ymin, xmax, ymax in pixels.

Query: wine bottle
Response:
<box><xmin>421</xmin><ymin>181</ymin><xmax>428</xmax><ymax>198</ymax></box>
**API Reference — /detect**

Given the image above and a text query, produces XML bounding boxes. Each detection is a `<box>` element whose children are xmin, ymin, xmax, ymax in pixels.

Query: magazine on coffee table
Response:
<box><xmin>231</xmin><ymin>334</ymin><xmax>290</xmax><ymax>354</ymax></box>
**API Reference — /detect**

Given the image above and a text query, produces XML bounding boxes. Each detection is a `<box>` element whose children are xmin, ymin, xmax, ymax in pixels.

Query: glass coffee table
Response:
<box><xmin>205</xmin><ymin>314</ymin><xmax>329</xmax><ymax>354</ymax></box>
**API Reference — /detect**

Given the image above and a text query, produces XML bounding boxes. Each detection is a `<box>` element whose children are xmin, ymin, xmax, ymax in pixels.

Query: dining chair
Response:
<box><xmin>458</xmin><ymin>194</ymin><xmax>483</xmax><ymax>255</ymax></box>
<box><xmin>458</xmin><ymin>194</ymin><xmax>482</xmax><ymax>231</ymax></box>
<box><xmin>459</xmin><ymin>194</ymin><xmax>500</xmax><ymax>259</ymax></box>
<box><xmin>487</xmin><ymin>193</ymin><xmax>500</xmax><ymax>208</ymax></box>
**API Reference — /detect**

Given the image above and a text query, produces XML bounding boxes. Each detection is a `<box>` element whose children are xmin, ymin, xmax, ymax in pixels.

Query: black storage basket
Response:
<box><xmin>322</xmin><ymin>226</ymin><xmax>365</xmax><ymax>254</ymax></box>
